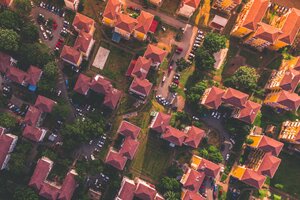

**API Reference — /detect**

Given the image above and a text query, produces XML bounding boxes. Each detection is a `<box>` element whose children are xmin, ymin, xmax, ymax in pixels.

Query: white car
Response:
<box><xmin>42</xmin><ymin>32</ymin><xmax>48</xmax><ymax>40</ymax></box>
<box><xmin>40</xmin><ymin>25</ymin><xmax>44</xmax><ymax>31</ymax></box>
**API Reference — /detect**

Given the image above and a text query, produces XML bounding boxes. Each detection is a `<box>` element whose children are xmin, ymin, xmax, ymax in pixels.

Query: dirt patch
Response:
<box><xmin>156</xmin><ymin>29</ymin><xmax>177</xmax><ymax>48</ymax></box>
<box><xmin>270</xmin><ymin>0</ymin><xmax>300</xmax><ymax>9</ymax></box>
<box><xmin>223</xmin><ymin>55</ymin><xmax>246</xmax><ymax>77</ymax></box>
<box><xmin>176</xmin><ymin>95</ymin><xmax>185</xmax><ymax>112</ymax></box>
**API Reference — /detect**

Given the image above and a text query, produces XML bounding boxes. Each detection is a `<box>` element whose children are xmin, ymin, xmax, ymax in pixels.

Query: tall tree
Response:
<box><xmin>186</xmin><ymin>81</ymin><xmax>208</xmax><ymax>104</ymax></box>
<box><xmin>21</xmin><ymin>23</ymin><xmax>39</xmax><ymax>43</ymax></box>
<box><xmin>14</xmin><ymin>0</ymin><xmax>32</xmax><ymax>17</ymax></box>
<box><xmin>203</xmin><ymin>32</ymin><xmax>227</xmax><ymax>53</ymax></box>
<box><xmin>0</xmin><ymin>29</ymin><xmax>19</xmax><ymax>52</ymax></box>
<box><xmin>0</xmin><ymin>10</ymin><xmax>22</xmax><ymax>30</ymax></box>
<box><xmin>13</xmin><ymin>187</ymin><xmax>38</xmax><ymax>200</ymax></box>
<box><xmin>164</xmin><ymin>191</ymin><xmax>180</xmax><ymax>200</ymax></box>
<box><xmin>195</xmin><ymin>47</ymin><xmax>216</xmax><ymax>72</ymax></box>
<box><xmin>0</xmin><ymin>113</ymin><xmax>17</xmax><ymax>129</ymax></box>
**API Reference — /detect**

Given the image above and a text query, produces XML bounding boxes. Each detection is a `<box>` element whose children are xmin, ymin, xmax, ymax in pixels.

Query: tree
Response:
<box><xmin>176</xmin><ymin>58</ymin><xmax>190</xmax><ymax>71</ymax></box>
<box><xmin>14</xmin><ymin>0</ymin><xmax>32</xmax><ymax>17</ymax></box>
<box><xmin>224</xmin><ymin>66</ymin><xmax>259</xmax><ymax>93</ymax></box>
<box><xmin>195</xmin><ymin>47</ymin><xmax>216</xmax><ymax>72</ymax></box>
<box><xmin>0</xmin><ymin>113</ymin><xmax>17</xmax><ymax>129</ymax></box>
<box><xmin>0</xmin><ymin>10</ymin><xmax>22</xmax><ymax>30</ymax></box>
<box><xmin>245</xmin><ymin>138</ymin><xmax>254</xmax><ymax>145</ymax></box>
<box><xmin>43</xmin><ymin>61</ymin><xmax>59</xmax><ymax>79</ymax></box>
<box><xmin>159</xmin><ymin>177</ymin><xmax>180</xmax><ymax>192</ymax></box>
<box><xmin>199</xmin><ymin>145</ymin><xmax>223</xmax><ymax>164</ymax></box>
<box><xmin>52</xmin><ymin>102</ymin><xmax>71</xmax><ymax>121</ymax></box>
<box><xmin>21</xmin><ymin>23</ymin><xmax>39</xmax><ymax>43</ymax></box>
<box><xmin>164</xmin><ymin>191</ymin><xmax>180</xmax><ymax>200</ymax></box>
<box><xmin>186</xmin><ymin>81</ymin><xmax>207</xmax><ymax>104</ymax></box>
<box><xmin>0</xmin><ymin>29</ymin><xmax>19</xmax><ymax>52</ymax></box>
<box><xmin>203</xmin><ymin>32</ymin><xmax>227</xmax><ymax>53</ymax></box>
<box><xmin>13</xmin><ymin>187</ymin><xmax>38</xmax><ymax>200</ymax></box>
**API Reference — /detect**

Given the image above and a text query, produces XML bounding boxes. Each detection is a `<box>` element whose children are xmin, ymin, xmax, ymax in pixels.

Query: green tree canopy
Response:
<box><xmin>21</xmin><ymin>22</ymin><xmax>39</xmax><ymax>43</ymax></box>
<box><xmin>224</xmin><ymin>66</ymin><xmax>259</xmax><ymax>93</ymax></box>
<box><xmin>0</xmin><ymin>113</ymin><xmax>17</xmax><ymax>129</ymax></box>
<box><xmin>52</xmin><ymin>102</ymin><xmax>71</xmax><ymax>121</ymax></box>
<box><xmin>199</xmin><ymin>145</ymin><xmax>223</xmax><ymax>164</ymax></box>
<box><xmin>43</xmin><ymin>61</ymin><xmax>59</xmax><ymax>79</ymax></box>
<box><xmin>13</xmin><ymin>186</ymin><xmax>38</xmax><ymax>200</ymax></box>
<box><xmin>14</xmin><ymin>0</ymin><xmax>32</xmax><ymax>17</ymax></box>
<box><xmin>0</xmin><ymin>10</ymin><xmax>22</xmax><ymax>30</ymax></box>
<box><xmin>159</xmin><ymin>177</ymin><xmax>180</xmax><ymax>193</ymax></box>
<box><xmin>195</xmin><ymin>47</ymin><xmax>216</xmax><ymax>72</ymax></box>
<box><xmin>186</xmin><ymin>81</ymin><xmax>208</xmax><ymax>104</ymax></box>
<box><xmin>203</xmin><ymin>32</ymin><xmax>227</xmax><ymax>53</ymax></box>
<box><xmin>176</xmin><ymin>58</ymin><xmax>190</xmax><ymax>71</ymax></box>
<box><xmin>0</xmin><ymin>28</ymin><xmax>19</xmax><ymax>52</ymax></box>
<box><xmin>164</xmin><ymin>191</ymin><xmax>180</xmax><ymax>200</ymax></box>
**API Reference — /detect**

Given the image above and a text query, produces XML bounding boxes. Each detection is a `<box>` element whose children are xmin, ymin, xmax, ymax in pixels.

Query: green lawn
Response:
<box><xmin>160</xmin><ymin>0</ymin><xmax>181</xmax><ymax>15</ymax></box>
<box><xmin>271</xmin><ymin>152</ymin><xmax>300</xmax><ymax>198</ymax></box>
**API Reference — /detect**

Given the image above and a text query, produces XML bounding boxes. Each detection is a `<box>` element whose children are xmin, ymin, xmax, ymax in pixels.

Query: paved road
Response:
<box><xmin>124</xmin><ymin>0</ymin><xmax>186</xmax><ymax>29</ymax></box>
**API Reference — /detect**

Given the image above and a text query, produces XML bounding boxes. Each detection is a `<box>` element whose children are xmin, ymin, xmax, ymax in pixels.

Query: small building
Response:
<box><xmin>129</xmin><ymin>77</ymin><xmax>153</xmax><ymax>99</ymax></box>
<box><xmin>64</xmin><ymin>0</ymin><xmax>79</xmax><ymax>11</ymax></box>
<box><xmin>149</xmin><ymin>0</ymin><xmax>164</xmax><ymax>7</ymax></box>
<box><xmin>0</xmin><ymin>0</ymin><xmax>13</xmax><ymax>7</ymax></box>
<box><xmin>134</xmin><ymin>11</ymin><xmax>154</xmax><ymax>41</ymax></box>
<box><xmin>23</xmin><ymin>125</ymin><xmax>47</xmax><ymax>142</ymax></box>
<box><xmin>34</xmin><ymin>95</ymin><xmax>57</xmax><ymax>113</ymax></box>
<box><xmin>74</xmin><ymin>31</ymin><xmax>95</xmax><ymax>59</ymax></box>
<box><xmin>144</xmin><ymin>44</ymin><xmax>167</xmax><ymax>68</ymax></box>
<box><xmin>130</xmin><ymin>56</ymin><xmax>152</xmax><ymax>79</ymax></box>
<box><xmin>24</xmin><ymin>106</ymin><xmax>42</xmax><ymax>127</ymax></box>
<box><xmin>60</xmin><ymin>45</ymin><xmax>83</xmax><ymax>67</ymax></box>
<box><xmin>149</xmin><ymin>111</ymin><xmax>171</xmax><ymax>133</ymax></box>
<box><xmin>0</xmin><ymin>131</ymin><xmax>18</xmax><ymax>170</ymax></box>
<box><xmin>278</xmin><ymin>120</ymin><xmax>300</xmax><ymax>144</ymax></box>
<box><xmin>177</xmin><ymin>0</ymin><xmax>201</xmax><ymax>18</ymax></box>
<box><xmin>102</xmin><ymin>0</ymin><xmax>122</xmax><ymax>27</ymax></box>
<box><xmin>72</xmin><ymin>13</ymin><xmax>95</xmax><ymax>35</ymax></box>
<box><xmin>114</xmin><ymin>13</ymin><xmax>137</xmax><ymax>40</ymax></box>
<box><xmin>264</xmin><ymin>90</ymin><xmax>300</xmax><ymax>112</ymax></box>
<box><xmin>210</xmin><ymin>15</ymin><xmax>228</xmax><ymax>31</ymax></box>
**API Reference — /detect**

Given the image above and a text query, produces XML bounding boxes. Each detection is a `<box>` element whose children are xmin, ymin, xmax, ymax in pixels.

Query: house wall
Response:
<box><xmin>115</xmin><ymin>27</ymin><xmax>131</xmax><ymax>40</ymax></box>
<box><xmin>177</xmin><ymin>4</ymin><xmax>196</xmax><ymax>18</ymax></box>
<box><xmin>102</xmin><ymin>17</ymin><xmax>115</xmax><ymax>27</ymax></box>
<box><xmin>1</xmin><ymin>154</ymin><xmax>10</xmax><ymax>170</ymax></box>
<box><xmin>133</xmin><ymin>30</ymin><xmax>146</xmax><ymax>41</ymax></box>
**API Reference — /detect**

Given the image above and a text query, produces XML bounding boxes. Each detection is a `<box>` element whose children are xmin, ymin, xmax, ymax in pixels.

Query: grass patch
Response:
<box><xmin>160</xmin><ymin>0</ymin><xmax>181</xmax><ymax>15</ymax></box>
<box><xmin>271</xmin><ymin>152</ymin><xmax>300</xmax><ymax>198</ymax></box>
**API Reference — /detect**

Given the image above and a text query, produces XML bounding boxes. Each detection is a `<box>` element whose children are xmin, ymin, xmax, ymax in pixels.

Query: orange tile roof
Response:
<box><xmin>202</xmin><ymin>86</ymin><xmax>225</xmax><ymax>109</ymax></box>
<box><xmin>278</xmin><ymin>8</ymin><xmax>300</xmax><ymax>44</ymax></box>
<box><xmin>184</xmin><ymin>126</ymin><xmax>206</xmax><ymax>148</ymax></box>
<box><xmin>115</xmin><ymin>13</ymin><xmax>137</xmax><ymax>33</ymax></box>
<box><xmin>0</xmin><ymin>0</ymin><xmax>12</xmax><ymax>6</ymax></box>
<box><xmin>144</xmin><ymin>44</ymin><xmax>167</xmax><ymax>63</ymax></box>
<box><xmin>276</xmin><ymin>90</ymin><xmax>300</xmax><ymax>111</ymax></box>
<box><xmin>129</xmin><ymin>77</ymin><xmax>153</xmax><ymax>97</ymax></box>
<box><xmin>257</xmin><ymin>136</ymin><xmax>284</xmax><ymax>156</ymax></box>
<box><xmin>118</xmin><ymin>121</ymin><xmax>141</xmax><ymax>139</ymax></box>
<box><xmin>135</xmin><ymin>11</ymin><xmax>154</xmax><ymax>34</ymax></box>
<box><xmin>182</xmin><ymin>168</ymin><xmax>205</xmax><ymax>192</ymax></box>
<box><xmin>254</xmin><ymin>23</ymin><xmax>281</xmax><ymax>43</ymax></box>
<box><xmin>73</xmin><ymin>73</ymin><xmax>91</xmax><ymax>95</ymax></box>
<box><xmin>257</xmin><ymin>153</ymin><xmax>281</xmax><ymax>178</ymax></box>
<box><xmin>103</xmin><ymin>0</ymin><xmax>121</xmax><ymax>20</ymax></box>
<box><xmin>34</xmin><ymin>95</ymin><xmax>56</xmax><ymax>113</ymax></box>
<box><xmin>183</xmin><ymin>0</ymin><xmax>201</xmax><ymax>8</ymax></box>
<box><xmin>162</xmin><ymin>126</ymin><xmax>186</xmax><ymax>146</ymax></box>
<box><xmin>131</xmin><ymin>56</ymin><xmax>152</xmax><ymax>79</ymax></box>
<box><xmin>72</xmin><ymin>13</ymin><xmax>95</xmax><ymax>33</ymax></box>
<box><xmin>279</xmin><ymin>68</ymin><xmax>300</xmax><ymax>92</ymax></box>
<box><xmin>119</xmin><ymin>137</ymin><xmax>139</xmax><ymax>160</ymax></box>
<box><xmin>103</xmin><ymin>88</ymin><xmax>122</xmax><ymax>110</ymax></box>
<box><xmin>74</xmin><ymin>31</ymin><xmax>93</xmax><ymax>53</ymax></box>
<box><xmin>241</xmin><ymin>169</ymin><xmax>266</xmax><ymax>189</ymax></box>
<box><xmin>236</xmin><ymin>100</ymin><xmax>261</xmax><ymax>124</ymax></box>
<box><xmin>242</xmin><ymin>0</ymin><xmax>269</xmax><ymax>30</ymax></box>
<box><xmin>60</xmin><ymin>45</ymin><xmax>81</xmax><ymax>65</ymax></box>
<box><xmin>105</xmin><ymin>149</ymin><xmax>127</xmax><ymax>170</ymax></box>
<box><xmin>150</xmin><ymin>112</ymin><xmax>171</xmax><ymax>133</ymax></box>
<box><xmin>182</xmin><ymin>190</ymin><xmax>205</xmax><ymax>200</ymax></box>
<box><xmin>222</xmin><ymin>88</ymin><xmax>249</xmax><ymax>108</ymax></box>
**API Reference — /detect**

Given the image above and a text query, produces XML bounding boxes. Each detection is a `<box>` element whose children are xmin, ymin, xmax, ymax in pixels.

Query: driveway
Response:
<box><xmin>31</xmin><ymin>7</ymin><xmax>65</xmax><ymax>49</ymax></box>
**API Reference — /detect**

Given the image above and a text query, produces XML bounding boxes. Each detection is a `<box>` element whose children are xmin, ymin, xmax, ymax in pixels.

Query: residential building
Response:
<box><xmin>29</xmin><ymin>157</ymin><xmax>78</xmax><ymax>200</ymax></box>
<box><xmin>0</xmin><ymin>0</ymin><xmax>13</xmax><ymax>6</ymax></box>
<box><xmin>115</xmin><ymin>177</ymin><xmax>164</xmax><ymax>200</ymax></box>
<box><xmin>134</xmin><ymin>11</ymin><xmax>154</xmax><ymax>41</ymax></box>
<box><xmin>149</xmin><ymin>0</ymin><xmax>164</xmax><ymax>7</ymax></box>
<box><xmin>264</xmin><ymin>90</ymin><xmax>300</xmax><ymax>112</ymax></box>
<box><xmin>183</xmin><ymin>126</ymin><xmax>206</xmax><ymax>148</ymax></box>
<box><xmin>23</xmin><ymin>125</ymin><xmax>47</xmax><ymax>142</ymax></box>
<box><xmin>129</xmin><ymin>77</ymin><xmax>153</xmax><ymax>99</ymax></box>
<box><xmin>278</xmin><ymin>120</ymin><xmax>300</xmax><ymax>144</ymax></box>
<box><xmin>177</xmin><ymin>0</ymin><xmax>201</xmax><ymax>18</ymax></box>
<box><xmin>114</xmin><ymin>13</ymin><xmax>137</xmax><ymax>40</ymax></box>
<box><xmin>162</xmin><ymin>126</ymin><xmax>187</xmax><ymax>147</ymax></box>
<box><xmin>72</xmin><ymin>13</ymin><xmax>95</xmax><ymax>35</ymax></box>
<box><xmin>34</xmin><ymin>95</ymin><xmax>57</xmax><ymax>113</ymax></box>
<box><xmin>0</xmin><ymin>130</ymin><xmax>18</xmax><ymax>170</ymax></box>
<box><xmin>0</xmin><ymin>52</ymin><xmax>15</xmax><ymax>73</ymax></box>
<box><xmin>64</xmin><ymin>0</ymin><xmax>79</xmax><ymax>11</ymax></box>
<box><xmin>149</xmin><ymin>111</ymin><xmax>171</xmax><ymax>133</ymax></box>
<box><xmin>60</xmin><ymin>45</ymin><xmax>83</xmax><ymax>67</ymax></box>
<box><xmin>213</xmin><ymin>0</ymin><xmax>242</xmax><ymax>13</ymax></box>
<box><xmin>102</xmin><ymin>0</ymin><xmax>122</xmax><ymax>27</ymax></box>
<box><xmin>74</xmin><ymin>73</ymin><xmax>91</xmax><ymax>95</ymax></box>
<box><xmin>144</xmin><ymin>44</ymin><xmax>167</xmax><ymax>68</ymax></box>
<box><xmin>105</xmin><ymin>121</ymin><xmax>140</xmax><ymax>170</ymax></box>
<box><xmin>6</xmin><ymin>67</ymin><xmax>28</xmax><ymax>86</ymax></box>
<box><xmin>26</xmin><ymin>65</ymin><xmax>43</xmax><ymax>88</ymax></box>
<box><xmin>130</xmin><ymin>56</ymin><xmax>152</xmax><ymax>79</ymax></box>
<box><xmin>24</xmin><ymin>106</ymin><xmax>42</xmax><ymax>127</ymax></box>
<box><xmin>231</xmin><ymin>0</ymin><xmax>300</xmax><ymax>50</ymax></box>
<box><xmin>74</xmin><ymin>31</ymin><xmax>95</xmax><ymax>58</ymax></box>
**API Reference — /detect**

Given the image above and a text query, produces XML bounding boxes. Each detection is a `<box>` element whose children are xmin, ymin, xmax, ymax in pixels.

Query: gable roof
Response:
<box><xmin>6</xmin><ymin>67</ymin><xmax>27</xmax><ymax>84</ymax></box>
<box><xmin>0</xmin><ymin>0</ymin><xmax>12</xmax><ymax>6</ymax></box>
<box><xmin>144</xmin><ymin>44</ymin><xmax>167</xmax><ymax>64</ymax></box>
<box><xmin>150</xmin><ymin>112</ymin><xmax>171</xmax><ymax>133</ymax></box>
<box><xmin>278</xmin><ymin>8</ymin><xmax>300</xmax><ymax>44</ymax></box>
<box><xmin>135</xmin><ymin>11</ymin><xmax>154</xmax><ymax>34</ymax></box>
<box><xmin>257</xmin><ymin>136</ymin><xmax>284</xmax><ymax>156</ymax></box>
<box><xmin>58</xmin><ymin>170</ymin><xmax>77</xmax><ymax>200</ymax></box>
<box><xmin>119</xmin><ymin>137</ymin><xmax>139</xmax><ymax>160</ymax></box>
<box><xmin>24</xmin><ymin>106</ymin><xmax>42</xmax><ymax>126</ymax></box>
<box><xmin>103</xmin><ymin>0</ymin><xmax>121</xmax><ymax>21</ymax></box>
<box><xmin>241</xmin><ymin>169</ymin><xmax>266</xmax><ymax>189</ymax></box>
<box><xmin>162</xmin><ymin>126</ymin><xmax>186</xmax><ymax>146</ymax></box>
<box><xmin>115</xmin><ymin>13</ymin><xmax>137</xmax><ymax>33</ymax></box>
<box><xmin>254</xmin><ymin>23</ymin><xmax>281</xmax><ymax>43</ymax></box>
<box><xmin>0</xmin><ymin>133</ymin><xmax>16</xmax><ymax>169</ymax></box>
<box><xmin>134</xmin><ymin>182</ymin><xmax>157</xmax><ymax>200</ymax></box>
<box><xmin>117</xmin><ymin>178</ymin><xmax>136</xmax><ymax>200</ymax></box>
<box><xmin>60</xmin><ymin>45</ymin><xmax>82</xmax><ymax>65</ymax></box>
<box><xmin>39</xmin><ymin>182</ymin><xmax>60</xmax><ymax>200</ymax></box>
<box><xmin>118</xmin><ymin>121</ymin><xmax>141</xmax><ymax>139</ymax></box>
<box><xmin>129</xmin><ymin>78</ymin><xmax>153</xmax><ymax>97</ymax></box>
<box><xmin>23</xmin><ymin>125</ymin><xmax>44</xmax><ymax>142</ymax></box>
<box><xmin>257</xmin><ymin>153</ymin><xmax>281</xmax><ymax>178</ymax></box>
<box><xmin>74</xmin><ymin>31</ymin><xmax>93</xmax><ymax>53</ymax></box>
<box><xmin>184</xmin><ymin>126</ymin><xmax>205</xmax><ymax>148</ymax></box>
<box><xmin>276</xmin><ymin>90</ymin><xmax>300</xmax><ymax>111</ymax></box>
<box><xmin>131</xmin><ymin>56</ymin><xmax>152</xmax><ymax>79</ymax></box>
<box><xmin>222</xmin><ymin>88</ymin><xmax>249</xmax><ymax>108</ymax></box>
<box><xmin>73</xmin><ymin>74</ymin><xmax>91</xmax><ymax>95</ymax></box>
<box><xmin>242</xmin><ymin>0</ymin><xmax>269</xmax><ymax>30</ymax></box>
<box><xmin>34</xmin><ymin>95</ymin><xmax>57</xmax><ymax>113</ymax></box>
<box><xmin>72</xmin><ymin>13</ymin><xmax>95</xmax><ymax>33</ymax></box>
<box><xmin>183</xmin><ymin>0</ymin><xmax>201</xmax><ymax>8</ymax></box>
<box><xmin>236</xmin><ymin>100</ymin><xmax>261</xmax><ymax>124</ymax></box>
<box><xmin>26</xmin><ymin>65</ymin><xmax>42</xmax><ymax>86</ymax></box>
<box><xmin>105</xmin><ymin>150</ymin><xmax>127</xmax><ymax>170</ymax></box>
<box><xmin>182</xmin><ymin>168</ymin><xmax>205</xmax><ymax>192</ymax></box>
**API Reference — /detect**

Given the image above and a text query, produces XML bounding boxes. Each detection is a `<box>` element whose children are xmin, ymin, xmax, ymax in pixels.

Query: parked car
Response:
<box><xmin>176</xmin><ymin>47</ymin><xmax>183</xmax><ymax>54</ymax></box>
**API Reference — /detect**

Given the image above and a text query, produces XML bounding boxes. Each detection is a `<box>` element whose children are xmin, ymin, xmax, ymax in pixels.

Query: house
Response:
<box><xmin>102</xmin><ymin>0</ymin><xmax>122</xmax><ymax>27</ymax></box>
<box><xmin>105</xmin><ymin>121</ymin><xmax>140</xmax><ymax>170</ymax></box>
<box><xmin>29</xmin><ymin>157</ymin><xmax>78</xmax><ymax>200</ymax></box>
<box><xmin>231</xmin><ymin>0</ymin><xmax>300</xmax><ymax>50</ymax></box>
<box><xmin>34</xmin><ymin>95</ymin><xmax>57</xmax><ymax>113</ymax></box>
<box><xmin>278</xmin><ymin>120</ymin><xmax>300</xmax><ymax>144</ymax></box>
<box><xmin>183</xmin><ymin>126</ymin><xmax>206</xmax><ymax>148</ymax></box>
<box><xmin>180</xmin><ymin>168</ymin><xmax>205</xmax><ymax>192</ymax></box>
<box><xmin>0</xmin><ymin>0</ymin><xmax>13</xmax><ymax>6</ymax></box>
<box><xmin>264</xmin><ymin>90</ymin><xmax>300</xmax><ymax>111</ymax></box>
<box><xmin>162</xmin><ymin>126</ymin><xmax>186</xmax><ymax>146</ymax></box>
<box><xmin>129</xmin><ymin>78</ymin><xmax>153</xmax><ymax>99</ymax></box>
<box><xmin>200</xmin><ymin>86</ymin><xmax>225</xmax><ymax>109</ymax></box>
<box><xmin>90</xmin><ymin>75</ymin><xmax>112</xmax><ymax>94</ymax></box>
<box><xmin>74</xmin><ymin>31</ymin><xmax>95</xmax><ymax>58</ymax></box>
<box><xmin>0</xmin><ymin>131</ymin><xmax>18</xmax><ymax>170</ymax></box>
<box><xmin>130</xmin><ymin>56</ymin><xmax>152</xmax><ymax>79</ymax></box>
<box><xmin>24</xmin><ymin>106</ymin><xmax>42</xmax><ymax>127</ymax></box>
<box><xmin>144</xmin><ymin>44</ymin><xmax>167</xmax><ymax>68</ymax></box>
<box><xmin>134</xmin><ymin>11</ymin><xmax>154</xmax><ymax>41</ymax></box>
<box><xmin>6</xmin><ymin>67</ymin><xmax>28</xmax><ymax>86</ymax></box>
<box><xmin>181</xmin><ymin>190</ymin><xmax>205</xmax><ymax>200</ymax></box>
<box><xmin>115</xmin><ymin>177</ymin><xmax>164</xmax><ymax>200</ymax></box>
<box><xmin>222</xmin><ymin>87</ymin><xmax>249</xmax><ymax>108</ymax></box>
<box><xmin>72</xmin><ymin>13</ymin><xmax>95</xmax><ymax>35</ymax></box>
<box><xmin>26</xmin><ymin>65</ymin><xmax>43</xmax><ymax>88</ymax></box>
<box><xmin>149</xmin><ymin>0</ymin><xmax>164</xmax><ymax>7</ymax></box>
<box><xmin>64</xmin><ymin>0</ymin><xmax>79</xmax><ymax>11</ymax></box>
<box><xmin>149</xmin><ymin>112</ymin><xmax>171</xmax><ymax>133</ymax></box>
<box><xmin>23</xmin><ymin>125</ymin><xmax>47</xmax><ymax>142</ymax></box>
<box><xmin>103</xmin><ymin>88</ymin><xmax>122</xmax><ymax>110</ymax></box>
<box><xmin>177</xmin><ymin>0</ymin><xmax>201</xmax><ymax>18</ymax></box>
<box><xmin>60</xmin><ymin>45</ymin><xmax>83</xmax><ymax>67</ymax></box>
<box><xmin>0</xmin><ymin>52</ymin><xmax>14</xmax><ymax>73</ymax></box>
<box><xmin>213</xmin><ymin>0</ymin><xmax>241</xmax><ymax>13</ymax></box>
<box><xmin>232</xmin><ymin>100</ymin><xmax>261</xmax><ymax>124</ymax></box>
<box><xmin>114</xmin><ymin>13</ymin><xmax>137</xmax><ymax>40</ymax></box>
<box><xmin>73</xmin><ymin>73</ymin><xmax>91</xmax><ymax>95</ymax></box>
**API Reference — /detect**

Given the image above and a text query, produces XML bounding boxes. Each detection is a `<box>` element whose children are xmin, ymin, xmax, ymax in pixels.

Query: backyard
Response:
<box><xmin>160</xmin><ymin>0</ymin><xmax>181</xmax><ymax>16</ymax></box>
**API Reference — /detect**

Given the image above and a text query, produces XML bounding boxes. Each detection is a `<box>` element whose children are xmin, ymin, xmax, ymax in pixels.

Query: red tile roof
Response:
<box><xmin>103</xmin><ymin>0</ymin><xmax>121</xmax><ymax>20</ymax></box>
<box><xmin>134</xmin><ymin>182</ymin><xmax>157</xmax><ymax>200</ymax></box>
<box><xmin>117</xmin><ymin>178</ymin><xmax>136</xmax><ymax>200</ymax></box>
<box><xmin>29</xmin><ymin>158</ymin><xmax>52</xmax><ymax>191</ymax></box>
<box><xmin>116</xmin><ymin>13</ymin><xmax>137</xmax><ymax>33</ymax></box>
<box><xmin>23</xmin><ymin>125</ymin><xmax>44</xmax><ymax>142</ymax></box>
<box><xmin>183</xmin><ymin>0</ymin><xmax>201</xmax><ymax>8</ymax></box>
<box><xmin>184</xmin><ymin>126</ymin><xmax>205</xmax><ymax>148</ymax></box>
<box><xmin>257</xmin><ymin>153</ymin><xmax>281</xmax><ymax>178</ymax></box>
<box><xmin>257</xmin><ymin>136</ymin><xmax>283</xmax><ymax>156</ymax></box>
<box><xmin>0</xmin><ymin>52</ymin><xmax>11</xmax><ymax>73</ymax></box>
<box><xmin>144</xmin><ymin>44</ymin><xmax>167</xmax><ymax>64</ymax></box>
<box><xmin>135</xmin><ymin>11</ymin><xmax>154</xmax><ymax>34</ymax></box>
<box><xmin>254</xmin><ymin>23</ymin><xmax>281</xmax><ymax>43</ymax></box>
<box><xmin>74</xmin><ymin>31</ymin><xmax>93</xmax><ymax>53</ymax></box>
<box><xmin>24</xmin><ymin>106</ymin><xmax>42</xmax><ymax>126</ymax></box>
<box><xmin>182</xmin><ymin>168</ymin><xmax>205</xmax><ymax>192</ymax></box>
<box><xmin>0</xmin><ymin>133</ymin><xmax>15</xmax><ymax>169</ymax></box>
<box><xmin>118</xmin><ymin>121</ymin><xmax>141</xmax><ymax>139</ymax></box>
<box><xmin>58</xmin><ymin>170</ymin><xmax>77</xmax><ymax>200</ymax></box>
<box><xmin>202</xmin><ymin>86</ymin><xmax>225</xmax><ymax>109</ymax></box>
<box><xmin>279</xmin><ymin>69</ymin><xmax>300</xmax><ymax>92</ymax></box>
<box><xmin>197</xmin><ymin>158</ymin><xmax>221</xmax><ymax>178</ymax></box>
<box><xmin>103</xmin><ymin>88</ymin><xmax>122</xmax><ymax>110</ymax></box>
<box><xmin>276</xmin><ymin>90</ymin><xmax>300</xmax><ymax>111</ymax></box>
<box><xmin>105</xmin><ymin>150</ymin><xmax>127</xmax><ymax>170</ymax></box>
<box><xmin>72</xmin><ymin>13</ymin><xmax>95</xmax><ymax>33</ymax></box>
<box><xmin>34</xmin><ymin>95</ymin><xmax>57</xmax><ymax>113</ymax></box>
<box><xmin>236</xmin><ymin>100</ymin><xmax>261</xmax><ymax>124</ymax></box>
<box><xmin>6</xmin><ymin>66</ymin><xmax>27</xmax><ymax>84</ymax></box>
<box><xmin>73</xmin><ymin>74</ymin><xmax>91</xmax><ymax>95</ymax></box>
<box><xmin>150</xmin><ymin>112</ymin><xmax>171</xmax><ymax>133</ymax></box>
<box><xmin>129</xmin><ymin>78</ymin><xmax>153</xmax><ymax>97</ymax></box>
<box><xmin>162</xmin><ymin>126</ymin><xmax>186</xmax><ymax>146</ymax></box>
<box><xmin>26</xmin><ymin>65</ymin><xmax>42</xmax><ymax>86</ymax></box>
<box><xmin>0</xmin><ymin>0</ymin><xmax>12</xmax><ymax>6</ymax></box>
<box><xmin>119</xmin><ymin>137</ymin><xmax>139</xmax><ymax>160</ymax></box>
<box><xmin>90</xmin><ymin>75</ymin><xmax>112</xmax><ymax>94</ymax></box>
<box><xmin>182</xmin><ymin>190</ymin><xmax>205</xmax><ymax>200</ymax></box>
<box><xmin>222</xmin><ymin>88</ymin><xmax>249</xmax><ymax>108</ymax></box>
<box><xmin>131</xmin><ymin>56</ymin><xmax>152</xmax><ymax>79</ymax></box>
<box><xmin>60</xmin><ymin>45</ymin><xmax>81</xmax><ymax>65</ymax></box>
<box><xmin>39</xmin><ymin>183</ymin><xmax>60</xmax><ymax>200</ymax></box>
<box><xmin>241</xmin><ymin>169</ymin><xmax>266</xmax><ymax>189</ymax></box>
<box><xmin>278</xmin><ymin>8</ymin><xmax>300</xmax><ymax>44</ymax></box>
<box><xmin>242</xmin><ymin>0</ymin><xmax>269</xmax><ymax>30</ymax></box>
